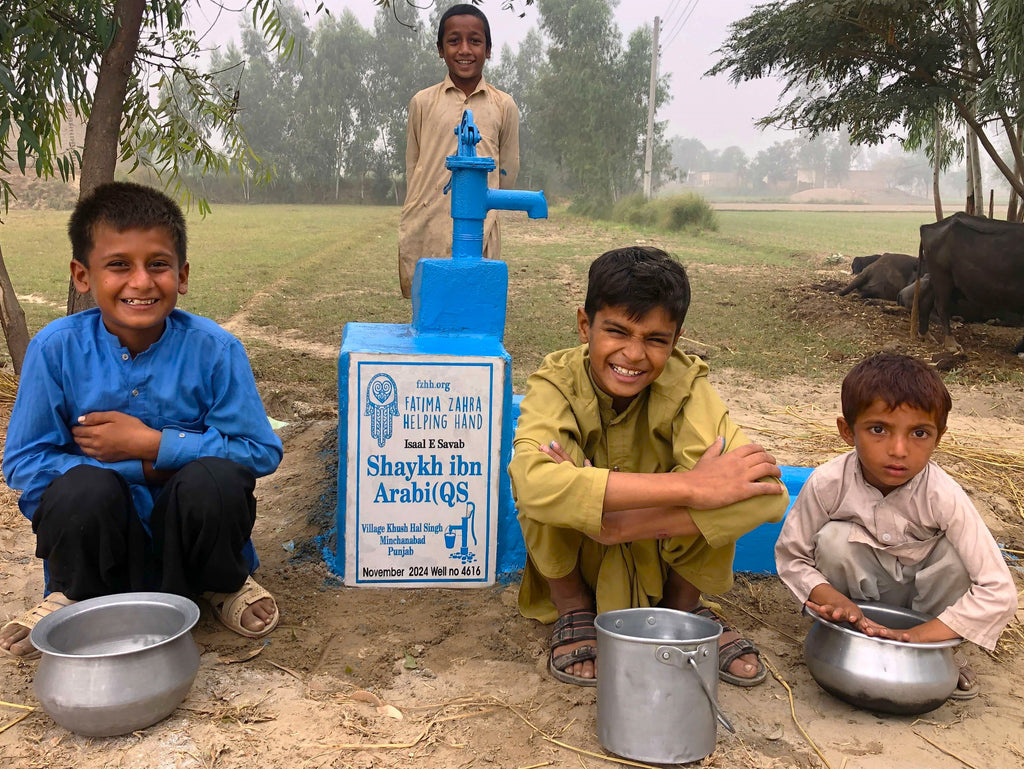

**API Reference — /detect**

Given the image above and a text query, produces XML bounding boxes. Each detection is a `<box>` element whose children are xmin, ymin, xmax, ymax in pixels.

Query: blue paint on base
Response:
<box><xmin>733</xmin><ymin>464</ymin><xmax>813</xmax><ymax>574</ymax></box>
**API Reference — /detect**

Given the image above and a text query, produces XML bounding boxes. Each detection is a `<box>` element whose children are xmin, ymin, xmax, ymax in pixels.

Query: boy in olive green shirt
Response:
<box><xmin>509</xmin><ymin>246</ymin><xmax>787</xmax><ymax>686</ymax></box>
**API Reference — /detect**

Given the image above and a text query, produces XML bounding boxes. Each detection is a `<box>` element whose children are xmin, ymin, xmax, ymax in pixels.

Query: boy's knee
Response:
<box><xmin>171</xmin><ymin>458</ymin><xmax>255</xmax><ymax>496</ymax></box>
<box><xmin>812</xmin><ymin>520</ymin><xmax>859</xmax><ymax>561</ymax></box>
<box><xmin>36</xmin><ymin>466</ymin><xmax>129</xmax><ymax>533</ymax></box>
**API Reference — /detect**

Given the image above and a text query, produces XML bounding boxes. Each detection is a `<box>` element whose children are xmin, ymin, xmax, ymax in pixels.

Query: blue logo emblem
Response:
<box><xmin>365</xmin><ymin>373</ymin><xmax>399</xmax><ymax>447</ymax></box>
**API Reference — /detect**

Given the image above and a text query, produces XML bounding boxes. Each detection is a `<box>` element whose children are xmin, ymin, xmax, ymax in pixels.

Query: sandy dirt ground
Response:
<box><xmin>2</xmin><ymin>282</ymin><xmax>1024</xmax><ymax>769</ymax></box>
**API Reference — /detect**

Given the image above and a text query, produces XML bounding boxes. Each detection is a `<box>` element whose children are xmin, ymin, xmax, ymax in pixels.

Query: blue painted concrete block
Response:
<box><xmin>733</xmin><ymin>464</ymin><xmax>814</xmax><ymax>574</ymax></box>
<box><xmin>412</xmin><ymin>258</ymin><xmax>509</xmax><ymax>338</ymax></box>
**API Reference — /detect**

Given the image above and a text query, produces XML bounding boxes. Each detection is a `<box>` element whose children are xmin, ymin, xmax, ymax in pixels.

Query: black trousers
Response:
<box><xmin>32</xmin><ymin>458</ymin><xmax>257</xmax><ymax>601</ymax></box>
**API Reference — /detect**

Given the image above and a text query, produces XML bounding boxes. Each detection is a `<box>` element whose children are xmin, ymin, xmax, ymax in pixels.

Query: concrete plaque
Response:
<box><xmin>344</xmin><ymin>354</ymin><xmax>503</xmax><ymax>586</ymax></box>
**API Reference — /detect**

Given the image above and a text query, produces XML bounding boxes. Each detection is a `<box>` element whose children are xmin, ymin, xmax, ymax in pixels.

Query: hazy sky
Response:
<box><xmin>187</xmin><ymin>0</ymin><xmax>792</xmax><ymax>154</ymax></box>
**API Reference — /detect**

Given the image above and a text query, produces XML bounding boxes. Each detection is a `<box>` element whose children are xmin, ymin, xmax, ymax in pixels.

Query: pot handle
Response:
<box><xmin>655</xmin><ymin>645</ymin><xmax>736</xmax><ymax>734</ymax></box>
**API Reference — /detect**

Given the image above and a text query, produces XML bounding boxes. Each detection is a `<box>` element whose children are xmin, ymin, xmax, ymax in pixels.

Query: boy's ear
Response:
<box><xmin>576</xmin><ymin>307</ymin><xmax>590</xmax><ymax>343</ymax></box>
<box><xmin>837</xmin><ymin>416</ymin><xmax>856</xmax><ymax>447</ymax></box>
<box><xmin>177</xmin><ymin>261</ymin><xmax>190</xmax><ymax>296</ymax></box>
<box><xmin>69</xmin><ymin>260</ymin><xmax>91</xmax><ymax>295</ymax></box>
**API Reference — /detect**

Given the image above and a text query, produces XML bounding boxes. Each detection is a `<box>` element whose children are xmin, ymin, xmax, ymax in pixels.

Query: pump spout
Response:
<box><xmin>486</xmin><ymin>188</ymin><xmax>548</xmax><ymax>219</ymax></box>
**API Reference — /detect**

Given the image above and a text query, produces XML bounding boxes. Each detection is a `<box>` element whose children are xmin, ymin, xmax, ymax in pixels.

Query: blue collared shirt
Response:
<box><xmin>3</xmin><ymin>308</ymin><xmax>283</xmax><ymax>571</ymax></box>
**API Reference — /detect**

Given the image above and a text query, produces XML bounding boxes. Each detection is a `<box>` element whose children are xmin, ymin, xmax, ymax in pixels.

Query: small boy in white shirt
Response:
<box><xmin>775</xmin><ymin>353</ymin><xmax>1017</xmax><ymax>698</ymax></box>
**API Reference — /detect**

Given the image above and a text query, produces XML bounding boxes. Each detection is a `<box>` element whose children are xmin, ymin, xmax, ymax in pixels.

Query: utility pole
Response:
<box><xmin>643</xmin><ymin>16</ymin><xmax>660</xmax><ymax>199</ymax></box>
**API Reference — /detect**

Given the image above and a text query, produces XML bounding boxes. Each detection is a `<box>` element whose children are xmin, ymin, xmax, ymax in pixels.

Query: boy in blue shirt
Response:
<box><xmin>1</xmin><ymin>182</ymin><xmax>283</xmax><ymax>658</ymax></box>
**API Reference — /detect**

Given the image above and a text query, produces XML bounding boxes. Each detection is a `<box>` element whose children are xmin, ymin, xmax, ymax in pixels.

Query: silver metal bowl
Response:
<box><xmin>803</xmin><ymin>601</ymin><xmax>959</xmax><ymax>715</ymax></box>
<box><xmin>30</xmin><ymin>592</ymin><xmax>200</xmax><ymax>736</ymax></box>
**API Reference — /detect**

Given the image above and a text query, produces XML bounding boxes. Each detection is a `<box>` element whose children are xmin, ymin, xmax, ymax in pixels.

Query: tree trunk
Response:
<box><xmin>933</xmin><ymin>113</ymin><xmax>943</xmax><ymax>221</ymax></box>
<box><xmin>1010</xmin><ymin>123</ymin><xmax>1023</xmax><ymax>222</ymax></box>
<box><xmin>66</xmin><ymin>0</ymin><xmax>145</xmax><ymax>316</ymax></box>
<box><xmin>965</xmin><ymin>127</ymin><xmax>975</xmax><ymax>215</ymax></box>
<box><xmin>0</xmin><ymin>241</ymin><xmax>30</xmax><ymax>374</ymax></box>
<box><xmin>970</xmin><ymin>130</ymin><xmax>983</xmax><ymax>215</ymax></box>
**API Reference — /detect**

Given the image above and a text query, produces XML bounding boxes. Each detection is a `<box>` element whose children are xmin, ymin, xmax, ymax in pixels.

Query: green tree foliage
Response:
<box><xmin>708</xmin><ymin>0</ymin><xmax>1024</xmax><ymax>201</ymax></box>
<box><xmin>530</xmin><ymin>0</ymin><xmax>671</xmax><ymax>212</ymax></box>
<box><xmin>491</xmin><ymin>29</ymin><xmax>546</xmax><ymax>190</ymax></box>
<box><xmin>0</xmin><ymin>0</ymin><xmax>300</xmax><ymax>366</ymax></box>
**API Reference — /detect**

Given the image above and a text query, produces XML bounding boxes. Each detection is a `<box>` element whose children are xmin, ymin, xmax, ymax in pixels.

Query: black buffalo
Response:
<box><xmin>851</xmin><ymin>254</ymin><xmax>885</xmax><ymax>274</ymax></box>
<box><xmin>899</xmin><ymin>273</ymin><xmax>1024</xmax><ymax>326</ymax></box>
<box><xmin>840</xmin><ymin>253</ymin><xmax>918</xmax><ymax>301</ymax></box>
<box><xmin>913</xmin><ymin>213</ymin><xmax>1024</xmax><ymax>354</ymax></box>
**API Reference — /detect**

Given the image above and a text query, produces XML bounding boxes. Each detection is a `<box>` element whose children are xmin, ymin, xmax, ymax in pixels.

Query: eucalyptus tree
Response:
<box><xmin>531</xmin><ymin>0</ymin><xmax>670</xmax><ymax>211</ymax></box>
<box><xmin>491</xmin><ymin>29</ymin><xmax>546</xmax><ymax>190</ymax></box>
<box><xmin>708</xmin><ymin>0</ymin><xmax>1024</xmax><ymax>211</ymax></box>
<box><xmin>0</xmin><ymin>0</ymin><xmax>298</xmax><ymax>368</ymax></box>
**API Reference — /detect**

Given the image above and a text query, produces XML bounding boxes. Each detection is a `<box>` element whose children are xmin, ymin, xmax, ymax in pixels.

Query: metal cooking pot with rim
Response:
<box><xmin>31</xmin><ymin>592</ymin><xmax>201</xmax><ymax>737</ymax></box>
<box><xmin>803</xmin><ymin>601</ymin><xmax>959</xmax><ymax>714</ymax></box>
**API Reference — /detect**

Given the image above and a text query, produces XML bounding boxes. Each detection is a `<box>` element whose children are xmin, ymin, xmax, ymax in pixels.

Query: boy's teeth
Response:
<box><xmin>124</xmin><ymin>298</ymin><xmax>156</xmax><ymax>305</ymax></box>
<box><xmin>611</xmin><ymin>364</ymin><xmax>641</xmax><ymax>376</ymax></box>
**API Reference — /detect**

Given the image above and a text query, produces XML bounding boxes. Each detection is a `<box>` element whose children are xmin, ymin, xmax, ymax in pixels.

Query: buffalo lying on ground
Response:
<box><xmin>851</xmin><ymin>254</ymin><xmax>885</xmax><ymax>274</ymax></box>
<box><xmin>840</xmin><ymin>253</ymin><xmax>917</xmax><ymax>301</ymax></box>
<box><xmin>914</xmin><ymin>213</ymin><xmax>1024</xmax><ymax>354</ymax></box>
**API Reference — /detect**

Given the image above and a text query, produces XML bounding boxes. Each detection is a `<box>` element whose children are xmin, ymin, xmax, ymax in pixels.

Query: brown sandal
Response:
<box><xmin>1</xmin><ymin>592</ymin><xmax>76</xmax><ymax>660</ymax></box>
<box><xmin>203</xmin><ymin>576</ymin><xmax>280</xmax><ymax>639</ymax></box>
<box><xmin>692</xmin><ymin>605</ymin><xmax>767</xmax><ymax>687</ymax></box>
<box><xmin>549</xmin><ymin>609</ymin><xmax>597</xmax><ymax>686</ymax></box>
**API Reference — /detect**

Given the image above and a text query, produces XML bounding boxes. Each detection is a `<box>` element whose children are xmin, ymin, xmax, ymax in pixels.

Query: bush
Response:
<box><xmin>609</xmin><ymin>192</ymin><xmax>718</xmax><ymax>232</ymax></box>
<box><xmin>610</xmin><ymin>193</ymin><xmax>656</xmax><ymax>226</ymax></box>
<box><xmin>568</xmin><ymin>196</ymin><xmax>612</xmax><ymax>220</ymax></box>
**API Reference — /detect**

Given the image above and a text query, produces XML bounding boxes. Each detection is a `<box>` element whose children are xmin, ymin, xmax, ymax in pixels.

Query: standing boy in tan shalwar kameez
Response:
<box><xmin>398</xmin><ymin>3</ymin><xmax>519</xmax><ymax>298</ymax></box>
<box><xmin>508</xmin><ymin>246</ymin><xmax>789</xmax><ymax>687</ymax></box>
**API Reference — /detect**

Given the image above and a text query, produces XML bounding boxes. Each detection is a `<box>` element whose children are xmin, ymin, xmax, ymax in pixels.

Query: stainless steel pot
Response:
<box><xmin>31</xmin><ymin>592</ymin><xmax>201</xmax><ymax>736</ymax></box>
<box><xmin>594</xmin><ymin>608</ymin><xmax>734</xmax><ymax>764</ymax></box>
<box><xmin>803</xmin><ymin>601</ymin><xmax>959</xmax><ymax>715</ymax></box>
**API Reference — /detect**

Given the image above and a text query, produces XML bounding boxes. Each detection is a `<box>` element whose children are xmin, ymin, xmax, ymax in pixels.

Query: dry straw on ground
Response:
<box><xmin>0</xmin><ymin>370</ymin><xmax>16</xmax><ymax>404</ymax></box>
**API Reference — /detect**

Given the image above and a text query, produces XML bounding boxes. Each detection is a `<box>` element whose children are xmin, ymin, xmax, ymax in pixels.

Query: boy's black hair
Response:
<box><xmin>68</xmin><ymin>181</ymin><xmax>187</xmax><ymax>266</ymax></box>
<box><xmin>584</xmin><ymin>246</ymin><xmax>690</xmax><ymax>331</ymax></box>
<box><xmin>437</xmin><ymin>3</ymin><xmax>492</xmax><ymax>51</ymax></box>
<box><xmin>841</xmin><ymin>352</ymin><xmax>952</xmax><ymax>433</ymax></box>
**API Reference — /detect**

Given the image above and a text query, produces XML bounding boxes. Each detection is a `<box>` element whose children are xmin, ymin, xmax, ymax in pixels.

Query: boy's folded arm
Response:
<box><xmin>152</xmin><ymin>342</ymin><xmax>283</xmax><ymax>476</ymax></box>
<box><xmin>3</xmin><ymin>345</ymin><xmax>148</xmax><ymax>512</ymax></box>
<box><xmin>509</xmin><ymin>437</ymin><xmax>608</xmax><ymax>538</ymax></box>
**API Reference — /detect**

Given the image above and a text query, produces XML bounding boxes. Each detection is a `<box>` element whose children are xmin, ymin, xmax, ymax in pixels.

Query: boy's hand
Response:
<box><xmin>685</xmin><ymin>437</ymin><xmax>783</xmax><ymax>509</ymax></box>
<box><xmin>539</xmin><ymin>440</ymin><xmax>592</xmax><ymax>467</ymax></box>
<box><xmin>72</xmin><ymin>411</ymin><xmax>161</xmax><ymax>463</ymax></box>
<box><xmin>805</xmin><ymin>583</ymin><xmax>938</xmax><ymax>642</ymax></box>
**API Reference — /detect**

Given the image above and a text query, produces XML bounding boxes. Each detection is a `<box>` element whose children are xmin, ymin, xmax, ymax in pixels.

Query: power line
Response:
<box><xmin>662</xmin><ymin>0</ymin><xmax>699</xmax><ymax>49</ymax></box>
<box><xmin>662</xmin><ymin>0</ymin><xmax>684</xmax><ymax>30</ymax></box>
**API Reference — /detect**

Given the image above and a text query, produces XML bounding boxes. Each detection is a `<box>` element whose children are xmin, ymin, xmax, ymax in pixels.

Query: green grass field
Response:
<box><xmin>0</xmin><ymin>204</ymin><xmax>948</xmax><ymax>401</ymax></box>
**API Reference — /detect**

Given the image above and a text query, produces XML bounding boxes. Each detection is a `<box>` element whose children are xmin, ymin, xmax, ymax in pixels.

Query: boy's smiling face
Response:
<box><xmin>438</xmin><ymin>13</ymin><xmax>489</xmax><ymax>94</ymax></box>
<box><xmin>70</xmin><ymin>223</ymin><xmax>189</xmax><ymax>355</ymax></box>
<box><xmin>578</xmin><ymin>304</ymin><xmax>681</xmax><ymax>412</ymax></box>
<box><xmin>838</xmin><ymin>399</ymin><xmax>943</xmax><ymax>495</ymax></box>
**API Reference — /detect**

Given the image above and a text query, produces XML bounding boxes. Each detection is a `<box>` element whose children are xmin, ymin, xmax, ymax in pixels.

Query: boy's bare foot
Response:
<box><xmin>204</xmin><ymin>576</ymin><xmax>280</xmax><ymax>639</ymax></box>
<box><xmin>0</xmin><ymin>622</ymin><xmax>34</xmax><ymax>658</ymax></box>
<box><xmin>549</xmin><ymin>609</ymin><xmax>598</xmax><ymax>685</ymax></box>
<box><xmin>241</xmin><ymin>597</ymin><xmax>277</xmax><ymax>634</ymax></box>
